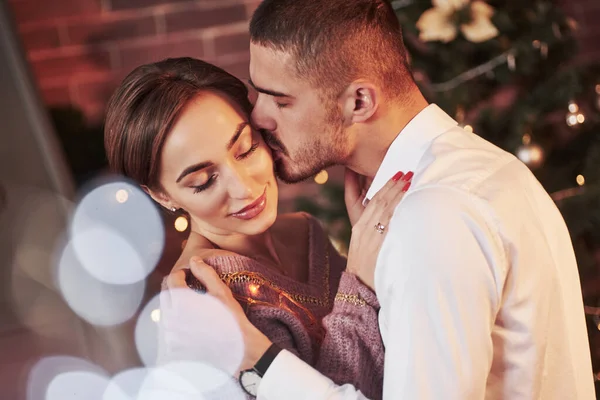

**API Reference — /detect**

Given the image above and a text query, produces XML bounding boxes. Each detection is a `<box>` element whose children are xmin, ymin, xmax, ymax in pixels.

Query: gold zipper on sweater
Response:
<box><xmin>219</xmin><ymin>234</ymin><xmax>332</xmax><ymax>308</ymax></box>
<box><xmin>220</xmin><ymin>272</ymin><xmax>328</xmax><ymax>307</ymax></box>
<box><xmin>335</xmin><ymin>293</ymin><xmax>367</xmax><ymax>307</ymax></box>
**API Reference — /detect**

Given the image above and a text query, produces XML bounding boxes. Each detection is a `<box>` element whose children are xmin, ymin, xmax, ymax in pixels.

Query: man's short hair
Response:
<box><xmin>249</xmin><ymin>0</ymin><xmax>414</xmax><ymax>100</ymax></box>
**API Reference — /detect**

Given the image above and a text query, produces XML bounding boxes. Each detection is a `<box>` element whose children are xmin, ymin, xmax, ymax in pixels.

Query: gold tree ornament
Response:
<box><xmin>416</xmin><ymin>0</ymin><xmax>499</xmax><ymax>43</ymax></box>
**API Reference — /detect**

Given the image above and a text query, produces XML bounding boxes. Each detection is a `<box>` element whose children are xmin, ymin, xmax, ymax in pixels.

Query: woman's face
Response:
<box><xmin>156</xmin><ymin>90</ymin><xmax>278</xmax><ymax>237</ymax></box>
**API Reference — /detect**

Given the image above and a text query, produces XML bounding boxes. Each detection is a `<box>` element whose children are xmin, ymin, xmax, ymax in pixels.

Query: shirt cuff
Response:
<box><xmin>258</xmin><ymin>349</ymin><xmax>334</xmax><ymax>400</ymax></box>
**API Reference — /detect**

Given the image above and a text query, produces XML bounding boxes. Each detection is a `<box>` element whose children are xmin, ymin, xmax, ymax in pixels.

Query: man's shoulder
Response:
<box><xmin>419</xmin><ymin>128</ymin><xmax>527</xmax><ymax>197</ymax></box>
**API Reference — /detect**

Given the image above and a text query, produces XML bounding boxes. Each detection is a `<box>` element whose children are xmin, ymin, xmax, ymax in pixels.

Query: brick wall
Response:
<box><xmin>8</xmin><ymin>0</ymin><xmax>260</xmax><ymax>121</ymax></box>
<box><xmin>7</xmin><ymin>0</ymin><xmax>600</xmax><ymax>122</ymax></box>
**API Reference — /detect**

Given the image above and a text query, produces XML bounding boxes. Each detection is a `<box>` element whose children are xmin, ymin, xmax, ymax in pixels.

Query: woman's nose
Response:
<box><xmin>225</xmin><ymin>167</ymin><xmax>254</xmax><ymax>200</ymax></box>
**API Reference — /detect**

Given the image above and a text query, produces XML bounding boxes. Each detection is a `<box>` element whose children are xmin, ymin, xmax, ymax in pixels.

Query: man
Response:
<box><xmin>169</xmin><ymin>0</ymin><xmax>594</xmax><ymax>398</ymax></box>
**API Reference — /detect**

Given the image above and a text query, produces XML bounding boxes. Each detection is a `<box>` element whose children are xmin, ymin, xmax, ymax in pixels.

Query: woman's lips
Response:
<box><xmin>230</xmin><ymin>189</ymin><xmax>267</xmax><ymax>220</ymax></box>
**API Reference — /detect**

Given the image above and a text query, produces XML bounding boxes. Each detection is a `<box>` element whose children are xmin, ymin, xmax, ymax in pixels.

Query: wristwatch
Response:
<box><xmin>239</xmin><ymin>343</ymin><xmax>283</xmax><ymax>397</ymax></box>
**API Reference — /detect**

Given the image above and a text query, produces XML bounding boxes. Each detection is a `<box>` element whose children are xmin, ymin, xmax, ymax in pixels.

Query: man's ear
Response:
<box><xmin>141</xmin><ymin>185</ymin><xmax>175</xmax><ymax>211</ymax></box>
<box><xmin>339</xmin><ymin>81</ymin><xmax>379</xmax><ymax>124</ymax></box>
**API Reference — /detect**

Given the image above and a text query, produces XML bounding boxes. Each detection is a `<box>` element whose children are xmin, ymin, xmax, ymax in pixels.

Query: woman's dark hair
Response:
<box><xmin>104</xmin><ymin>57</ymin><xmax>252</xmax><ymax>190</ymax></box>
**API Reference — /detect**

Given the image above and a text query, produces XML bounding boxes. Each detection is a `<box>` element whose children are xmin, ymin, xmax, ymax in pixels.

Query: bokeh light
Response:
<box><xmin>71</xmin><ymin>225</ymin><xmax>146</xmax><ymax>285</ymax></box>
<box><xmin>135</xmin><ymin>295</ymin><xmax>163</xmax><ymax>366</ymax></box>
<box><xmin>151</xmin><ymin>309</ymin><xmax>161</xmax><ymax>323</ymax></box>
<box><xmin>314</xmin><ymin>170</ymin><xmax>328</xmax><ymax>184</ymax></box>
<box><xmin>174</xmin><ymin>216</ymin><xmax>189</xmax><ymax>232</ymax></box>
<box><xmin>137</xmin><ymin>362</ymin><xmax>245</xmax><ymax>399</ymax></box>
<box><xmin>136</xmin><ymin>289</ymin><xmax>244</xmax><ymax>375</ymax></box>
<box><xmin>103</xmin><ymin>368</ymin><xmax>148</xmax><ymax>400</ymax></box>
<box><xmin>57</xmin><ymin>238</ymin><xmax>145</xmax><ymax>326</ymax></box>
<box><xmin>47</xmin><ymin>371</ymin><xmax>110</xmax><ymax>400</ymax></box>
<box><xmin>70</xmin><ymin>177</ymin><xmax>164</xmax><ymax>285</ymax></box>
<box><xmin>27</xmin><ymin>356</ymin><xmax>107</xmax><ymax>400</ymax></box>
<box><xmin>115</xmin><ymin>189</ymin><xmax>129</xmax><ymax>204</ymax></box>
<box><xmin>568</xmin><ymin>101</ymin><xmax>579</xmax><ymax>113</ymax></box>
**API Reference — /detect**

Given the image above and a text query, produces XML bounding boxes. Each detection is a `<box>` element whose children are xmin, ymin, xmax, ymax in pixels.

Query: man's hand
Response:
<box><xmin>160</xmin><ymin>258</ymin><xmax>272</xmax><ymax>374</ymax></box>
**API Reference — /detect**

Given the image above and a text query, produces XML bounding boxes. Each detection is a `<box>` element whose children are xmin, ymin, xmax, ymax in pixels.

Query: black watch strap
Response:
<box><xmin>253</xmin><ymin>343</ymin><xmax>283</xmax><ymax>377</ymax></box>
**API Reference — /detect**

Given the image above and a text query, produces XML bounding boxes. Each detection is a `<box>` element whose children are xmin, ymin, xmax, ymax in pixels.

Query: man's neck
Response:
<box><xmin>347</xmin><ymin>93</ymin><xmax>429</xmax><ymax>178</ymax></box>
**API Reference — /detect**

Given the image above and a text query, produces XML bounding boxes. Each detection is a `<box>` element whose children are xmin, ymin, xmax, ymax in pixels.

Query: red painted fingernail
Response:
<box><xmin>402</xmin><ymin>171</ymin><xmax>414</xmax><ymax>181</ymax></box>
<box><xmin>392</xmin><ymin>171</ymin><xmax>404</xmax><ymax>182</ymax></box>
<box><xmin>402</xmin><ymin>182</ymin><xmax>411</xmax><ymax>192</ymax></box>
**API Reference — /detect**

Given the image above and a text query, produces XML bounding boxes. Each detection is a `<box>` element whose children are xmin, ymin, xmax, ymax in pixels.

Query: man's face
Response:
<box><xmin>249</xmin><ymin>43</ymin><xmax>350</xmax><ymax>183</ymax></box>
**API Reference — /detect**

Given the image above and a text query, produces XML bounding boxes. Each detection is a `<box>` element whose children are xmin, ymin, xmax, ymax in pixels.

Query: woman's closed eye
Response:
<box><xmin>236</xmin><ymin>141</ymin><xmax>259</xmax><ymax>160</ymax></box>
<box><xmin>191</xmin><ymin>141</ymin><xmax>258</xmax><ymax>194</ymax></box>
<box><xmin>192</xmin><ymin>174</ymin><xmax>216</xmax><ymax>194</ymax></box>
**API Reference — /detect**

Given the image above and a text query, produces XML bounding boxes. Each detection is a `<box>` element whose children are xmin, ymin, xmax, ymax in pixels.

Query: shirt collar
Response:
<box><xmin>363</xmin><ymin>104</ymin><xmax>458</xmax><ymax>204</ymax></box>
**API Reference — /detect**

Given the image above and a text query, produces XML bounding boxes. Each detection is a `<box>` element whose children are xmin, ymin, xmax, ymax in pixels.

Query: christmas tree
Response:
<box><xmin>296</xmin><ymin>0</ymin><xmax>600</xmax><ymax>382</ymax></box>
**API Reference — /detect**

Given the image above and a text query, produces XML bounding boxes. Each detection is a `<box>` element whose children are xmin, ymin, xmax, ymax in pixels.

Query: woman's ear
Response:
<box><xmin>142</xmin><ymin>185</ymin><xmax>175</xmax><ymax>211</ymax></box>
<box><xmin>339</xmin><ymin>81</ymin><xmax>379</xmax><ymax>124</ymax></box>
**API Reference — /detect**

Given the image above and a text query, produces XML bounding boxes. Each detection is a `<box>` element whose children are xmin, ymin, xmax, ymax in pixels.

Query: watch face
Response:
<box><xmin>239</xmin><ymin>369</ymin><xmax>261</xmax><ymax>397</ymax></box>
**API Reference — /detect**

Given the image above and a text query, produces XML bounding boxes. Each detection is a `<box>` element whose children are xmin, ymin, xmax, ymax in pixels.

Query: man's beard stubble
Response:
<box><xmin>260</xmin><ymin>115</ymin><xmax>348</xmax><ymax>185</ymax></box>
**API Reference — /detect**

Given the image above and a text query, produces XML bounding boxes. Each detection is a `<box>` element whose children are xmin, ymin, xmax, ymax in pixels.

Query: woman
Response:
<box><xmin>104</xmin><ymin>57</ymin><xmax>410</xmax><ymax>399</ymax></box>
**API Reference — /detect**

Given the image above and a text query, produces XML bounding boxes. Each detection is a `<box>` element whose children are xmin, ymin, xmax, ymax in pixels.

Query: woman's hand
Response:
<box><xmin>346</xmin><ymin>171</ymin><xmax>412</xmax><ymax>290</ymax></box>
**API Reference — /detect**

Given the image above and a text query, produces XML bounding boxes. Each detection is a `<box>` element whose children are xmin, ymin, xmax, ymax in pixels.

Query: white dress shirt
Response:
<box><xmin>258</xmin><ymin>104</ymin><xmax>594</xmax><ymax>399</ymax></box>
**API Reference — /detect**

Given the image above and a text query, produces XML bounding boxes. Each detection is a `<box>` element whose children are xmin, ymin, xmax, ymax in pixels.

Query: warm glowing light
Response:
<box><xmin>248</xmin><ymin>284</ymin><xmax>260</xmax><ymax>295</ymax></box>
<box><xmin>150</xmin><ymin>309</ymin><xmax>160</xmax><ymax>323</ymax></box>
<box><xmin>568</xmin><ymin>102</ymin><xmax>579</xmax><ymax>113</ymax></box>
<box><xmin>463</xmin><ymin>125</ymin><xmax>473</xmax><ymax>133</ymax></box>
<box><xmin>576</xmin><ymin>113</ymin><xmax>585</xmax><ymax>124</ymax></box>
<box><xmin>517</xmin><ymin>143</ymin><xmax>544</xmax><ymax>169</ymax></box>
<box><xmin>115</xmin><ymin>189</ymin><xmax>129</xmax><ymax>203</ymax></box>
<box><xmin>576</xmin><ymin>175</ymin><xmax>585</xmax><ymax>186</ymax></box>
<box><xmin>522</xmin><ymin>134</ymin><xmax>531</xmax><ymax>145</ymax></box>
<box><xmin>174</xmin><ymin>216</ymin><xmax>189</xmax><ymax>232</ymax></box>
<box><xmin>567</xmin><ymin>114</ymin><xmax>578</xmax><ymax>126</ymax></box>
<box><xmin>314</xmin><ymin>170</ymin><xmax>329</xmax><ymax>184</ymax></box>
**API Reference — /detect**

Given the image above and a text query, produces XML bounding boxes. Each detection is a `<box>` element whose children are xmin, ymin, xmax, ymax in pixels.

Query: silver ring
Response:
<box><xmin>375</xmin><ymin>222</ymin><xmax>386</xmax><ymax>234</ymax></box>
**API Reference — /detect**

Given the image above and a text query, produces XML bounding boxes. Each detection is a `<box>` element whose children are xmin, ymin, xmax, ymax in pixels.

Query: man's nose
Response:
<box><xmin>251</xmin><ymin>96</ymin><xmax>276</xmax><ymax>131</ymax></box>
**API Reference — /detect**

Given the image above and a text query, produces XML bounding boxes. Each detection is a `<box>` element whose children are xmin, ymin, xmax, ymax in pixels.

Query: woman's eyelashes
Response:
<box><xmin>191</xmin><ymin>140</ymin><xmax>260</xmax><ymax>194</ymax></box>
<box><xmin>192</xmin><ymin>174</ymin><xmax>216</xmax><ymax>194</ymax></box>
<box><xmin>236</xmin><ymin>142</ymin><xmax>259</xmax><ymax>160</ymax></box>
